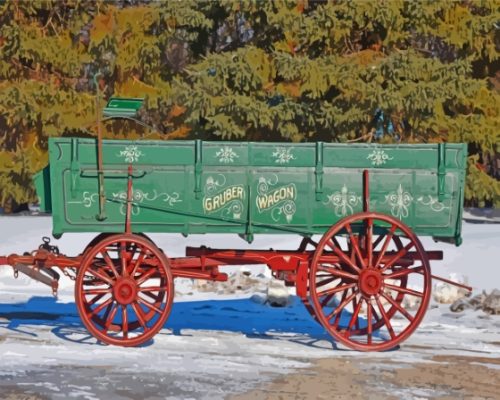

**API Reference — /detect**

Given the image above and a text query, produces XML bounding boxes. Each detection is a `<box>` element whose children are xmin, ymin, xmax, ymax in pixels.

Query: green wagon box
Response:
<box><xmin>34</xmin><ymin>138</ymin><xmax>467</xmax><ymax>244</ymax></box>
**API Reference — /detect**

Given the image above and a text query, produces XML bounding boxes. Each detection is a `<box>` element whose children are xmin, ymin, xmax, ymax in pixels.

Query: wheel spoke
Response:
<box><xmin>345</xmin><ymin>224</ymin><xmax>367</xmax><ymax>269</ymax></box>
<box><xmin>316</xmin><ymin>272</ymin><xmax>335</xmax><ymax>277</ymax></box>
<box><xmin>120</xmin><ymin>241</ymin><xmax>129</xmax><ymax>277</ymax></box>
<box><xmin>375</xmin><ymin>297</ymin><xmax>396</xmax><ymax>340</ymax></box>
<box><xmin>135</xmin><ymin>268</ymin><xmax>157</xmax><ymax>285</ymax></box>
<box><xmin>89</xmin><ymin>297</ymin><xmax>113</xmax><ymax>317</ymax></box>
<box><xmin>327</xmin><ymin>290</ymin><xmax>358</xmax><ymax>321</ymax></box>
<box><xmin>374</xmin><ymin>224</ymin><xmax>397</xmax><ymax>268</ymax></box>
<box><xmin>122</xmin><ymin>306</ymin><xmax>128</xmax><ymax>339</ymax></box>
<box><xmin>131</xmin><ymin>247</ymin><xmax>148</xmax><ymax>277</ymax></box>
<box><xmin>101</xmin><ymin>301</ymin><xmax>113</xmax><ymax>327</ymax></box>
<box><xmin>321</xmin><ymin>292</ymin><xmax>336</xmax><ymax>308</ymax></box>
<box><xmin>366</xmin><ymin>218</ymin><xmax>373</xmax><ymax>268</ymax></box>
<box><xmin>84</xmin><ymin>287</ymin><xmax>112</xmax><ymax>295</ymax></box>
<box><xmin>326</xmin><ymin>237</ymin><xmax>343</xmax><ymax>251</ymax></box>
<box><xmin>88</xmin><ymin>268</ymin><xmax>115</xmax><ymax>286</ymax></box>
<box><xmin>317</xmin><ymin>254</ymin><xmax>340</xmax><ymax>264</ymax></box>
<box><xmin>371</xmin><ymin>234</ymin><xmax>385</xmax><ymax>250</ymax></box>
<box><xmin>138</xmin><ymin>297</ymin><xmax>163</xmax><ymax>314</ymax></box>
<box><xmin>328</xmin><ymin>288</ymin><xmax>348</xmax><ymax>328</ymax></box>
<box><xmin>353</xmin><ymin>296</ymin><xmax>361</xmax><ymax>331</ymax></box>
<box><xmin>317</xmin><ymin>265</ymin><xmax>358</xmax><ymax>281</ymax></box>
<box><xmin>384</xmin><ymin>266</ymin><xmax>423</xmax><ymax>280</ymax></box>
<box><xmin>126</xmin><ymin>243</ymin><xmax>139</xmax><ymax>274</ymax></box>
<box><xmin>142</xmin><ymin>290</ymin><xmax>160</xmax><ymax>301</ymax></box>
<box><xmin>103</xmin><ymin>303</ymin><xmax>119</xmax><ymax>333</ymax></box>
<box><xmin>345</xmin><ymin>299</ymin><xmax>363</xmax><ymax>336</ymax></box>
<box><xmin>317</xmin><ymin>282</ymin><xmax>356</xmax><ymax>298</ymax></box>
<box><xmin>316</xmin><ymin>276</ymin><xmax>338</xmax><ymax>289</ymax></box>
<box><xmin>325</xmin><ymin>244</ymin><xmax>361</xmax><ymax>274</ymax></box>
<box><xmin>100</xmin><ymin>250</ymin><xmax>119</xmax><ymax>278</ymax></box>
<box><xmin>132</xmin><ymin>302</ymin><xmax>149</xmax><ymax>331</ymax></box>
<box><xmin>371</xmin><ymin>301</ymin><xmax>381</xmax><ymax>322</ymax></box>
<box><xmin>380</xmin><ymin>242</ymin><xmax>415</xmax><ymax>272</ymax></box>
<box><xmin>380</xmin><ymin>292</ymin><xmax>414</xmax><ymax>322</ymax></box>
<box><xmin>367</xmin><ymin>300</ymin><xmax>373</xmax><ymax>345</ymax></box>
<box><xmin>87</xmin><ymin>292</ymin><xmax>106</xmax><ymax>306</ymax></box>
<box><xmin>385</xmin><ymin>283</ymin><xmax>424</xmax><ymax>298</ymax></box>
<box><xmin>138</xmin><ymin>286</ymin><xmax>165</xmax><ymax>293</ymax></box>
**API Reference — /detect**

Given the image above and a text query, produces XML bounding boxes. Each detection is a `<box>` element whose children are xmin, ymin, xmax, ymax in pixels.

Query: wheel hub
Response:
<box><xmin>359</xmin><ymin>269</ymin><xmax>383</xmax><ymax>297</ymax></box>
<box><xmin>113</xmin><ymin>278</ymin><xmax>138</xmax><ymax>305</ymax></box>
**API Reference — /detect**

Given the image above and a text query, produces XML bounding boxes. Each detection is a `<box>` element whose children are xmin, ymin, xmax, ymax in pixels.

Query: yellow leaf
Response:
<box><xmin>167</xmin><ymin>125</ymin><xmax>191</xmax><ymax>139</ymax></box>
<box><xmin>277</xmin><ymin>81</ymin><xmax>301</xmax><ymax>98</ymax></box>
<box><xmin>115</xmin><ymin>6</ymin><xmax>157</xmax><ymax>31</ymax></box>
<box><xmin>169</xmin><ymin>104</ymin><xmax>187</xmax><ymax>118</ymax></box>
<box><xmin>115</xmin><ymin>78</ymin><xmax>158</xmax><ymax>98</ymax></box>
<box><xmin>91</xmin><ymin>9</ymin><xmax>117</xmax><ymax>44</ymax></box>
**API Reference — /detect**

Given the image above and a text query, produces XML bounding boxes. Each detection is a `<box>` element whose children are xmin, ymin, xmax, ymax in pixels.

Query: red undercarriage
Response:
<box><xmin>0</xmin><ymin>245</ymin><xmax>465</xmax><ymax>300</ymax></box>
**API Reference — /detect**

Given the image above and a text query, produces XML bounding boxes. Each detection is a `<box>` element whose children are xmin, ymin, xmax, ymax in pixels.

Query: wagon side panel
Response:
<box><xmin>322</xmin><ymin>143</ymin><xmax>467</xmax><ymax>241</ymax></box>
<box><xmin>45</xmin><ymin>139</ymin><xmax>466</xmax><ymax>242</ymax></box>
<box><xmin>48</xmin><ymin>138</ymin><xmax>198</xmax><ymax>236</ymax></box>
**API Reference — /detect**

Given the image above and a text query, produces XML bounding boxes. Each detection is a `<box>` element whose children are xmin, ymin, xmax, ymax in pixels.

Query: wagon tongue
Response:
<box><xmin>430</xmin><ymin>274</ymin><xmax>472</xmax><ymax>292</ymax></box>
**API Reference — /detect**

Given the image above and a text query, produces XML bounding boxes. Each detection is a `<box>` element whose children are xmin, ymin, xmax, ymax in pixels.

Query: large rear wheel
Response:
<box><xmin>309</xmin><ymin>212</ymin><xmax>431</xmax><ymax>351</ymax></box>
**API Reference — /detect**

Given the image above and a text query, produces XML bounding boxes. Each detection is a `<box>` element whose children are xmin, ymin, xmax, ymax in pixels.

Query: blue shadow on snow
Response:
<box><xmin>0</xmin><ymin>295</ymin><xmax>382</xmax><ymax>350</ymax></box>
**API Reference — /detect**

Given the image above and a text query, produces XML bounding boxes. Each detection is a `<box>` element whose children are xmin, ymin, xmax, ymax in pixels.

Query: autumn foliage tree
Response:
<box><xmin>0</xmin><ymin>0</ymin><xmax>498</xmax><ymax>209</ymax></box>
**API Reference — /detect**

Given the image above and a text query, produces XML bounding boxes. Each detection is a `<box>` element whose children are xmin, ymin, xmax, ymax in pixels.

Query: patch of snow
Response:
<box><xmin>266</xmin><ymin>280</ymin><xmax>290</xmax><ymax>307</ymax></box>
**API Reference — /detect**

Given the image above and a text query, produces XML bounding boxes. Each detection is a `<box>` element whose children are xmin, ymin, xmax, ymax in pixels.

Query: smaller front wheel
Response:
<box><xmin>75</xmin><ymin>234</ymin><xmax>174</xmax><ymax>346</ymax></box>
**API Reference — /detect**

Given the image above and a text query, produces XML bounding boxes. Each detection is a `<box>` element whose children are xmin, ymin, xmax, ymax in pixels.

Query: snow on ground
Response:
<box><xmin>0</xmin><ymin>216</ymin><xmax>499</xmax><ymax>399</ymax></box>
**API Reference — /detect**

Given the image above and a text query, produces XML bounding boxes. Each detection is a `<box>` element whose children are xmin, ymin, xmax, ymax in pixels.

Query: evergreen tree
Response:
<box><xmin>0</xmin><ymin>0</ymin><xmax>498</xmax><ymax>208</ymax></box>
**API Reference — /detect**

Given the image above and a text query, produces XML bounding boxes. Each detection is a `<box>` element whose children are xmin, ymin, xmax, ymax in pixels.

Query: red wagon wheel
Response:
<box><xmin>75</xmin><ymin>234</ymin><xmax>174</xmax><ymax>347</ymax></box>
<box><xmin>301</xmin><ymin>235</ymin><xmax>408</xmax><ymax>333</ymax></box>
<box><xmin>309</xmin><ymin>212</ymin><xmax>431</xmax><ymax>351</ymax></box>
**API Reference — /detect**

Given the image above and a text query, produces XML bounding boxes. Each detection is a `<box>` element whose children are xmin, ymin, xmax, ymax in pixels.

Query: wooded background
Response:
<box><xmin>0</xmin><ymin>0</ymin><xmax>498</xmax><ymax>211</ymax></box>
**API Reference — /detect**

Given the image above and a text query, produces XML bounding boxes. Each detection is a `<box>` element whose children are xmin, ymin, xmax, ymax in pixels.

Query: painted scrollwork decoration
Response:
<box><xmin>384</xmin><ymin>184</ymin><xmax>413</xmax><ymax>219</ymax></box>
<box><xmin>67</xmin><ymin>191</ymin><xmax>98</xmax><ymax>208</ymax></box>
<box><xmin>272</xmin><ymin>147</ymin><xmax>296</xmax><ymax>164</ymax></box>
<box><xmin>112</xmin><ymin>189</ymin><xmax>182</xmax><ymax>215</ymax></box>
<box><xmin>216</xmin><ymin>146</ymin><xmax>239</xmax><ymax>163</ymax></box>
<box><xmin>367</xmin><ymin>149</ymin><xmax>393</xmax><ymax>166</ymax></box>
<box><xmin>118</xmin><ymin>145</ymin><xmax>144</xmax><ymax>163</ymax></box>
<box><xmin>205</xmin><ymin>174</ymin><xmax>227</xmax><ymax>196</ymax></box>
<box><xmin>417</xmin><ymin>195</ymin><xmax>450</xmax><ymax>212</ymax></box>
<box><xmin>324</xmin><ymin>185</ymin><xmax>361</xmax><ymax>217</ymax></box>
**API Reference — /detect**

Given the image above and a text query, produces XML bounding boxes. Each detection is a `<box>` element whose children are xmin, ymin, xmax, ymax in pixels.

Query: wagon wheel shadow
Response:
<box><xmin>0</xmin><ymin>295</ymin><xmax>397</xmax><ymax>351</ymax></box>
<box><xmin>0</xmin><ymin>296</ymin><xmax>103</xmax><ymax>346</ymax></box>
<box><xmin>0</xmin><ymin>296</ymin><xmax>158</xmax><ymax>347</ymax></box>
<box><xmin>158</xmin><ymin>296</ymin><xmax>391</xmax><ymax>351</ymax></box>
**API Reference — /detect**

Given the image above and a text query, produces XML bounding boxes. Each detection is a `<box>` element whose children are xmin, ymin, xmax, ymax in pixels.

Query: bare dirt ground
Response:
<box><xmin>231</xmin><ymin>351</ymin><xmax>500</xmax><ymax>400</ymax></box>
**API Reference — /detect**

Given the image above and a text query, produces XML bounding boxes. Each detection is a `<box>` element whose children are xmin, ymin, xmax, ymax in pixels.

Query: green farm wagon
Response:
<box><xmin>0</xmin><ymin>137</ymin><xmax>469</xmax><ymax>351</ymax></box>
